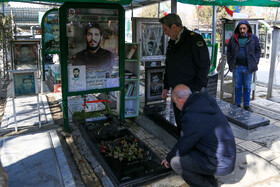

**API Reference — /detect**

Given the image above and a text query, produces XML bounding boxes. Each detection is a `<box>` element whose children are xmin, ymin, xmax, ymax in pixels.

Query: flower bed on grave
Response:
<box><xmin>74</xmin><ymin>113</ymin><xmax>171</xmax><ymax>186</ymax></box>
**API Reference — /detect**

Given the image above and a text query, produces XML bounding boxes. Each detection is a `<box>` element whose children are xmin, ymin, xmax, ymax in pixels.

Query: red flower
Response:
<box><xmin>100</xmin><ymin>145</ymin><xmax>106</xmax><ymax>154</ymax></box>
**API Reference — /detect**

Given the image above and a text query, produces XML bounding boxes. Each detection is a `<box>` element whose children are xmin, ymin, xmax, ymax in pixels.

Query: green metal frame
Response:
<box><xmin>59</xmin><ymin>2</ymin><xmax>125</xmax><ymax>131</ymax></box>
<box><xmin>41</xmin><ymin>8</ymin><xmax>59</xmax><ymax>81</ymax></box>
<box><xmin>124</xmin><ymin>42</ymin><xmax>140</xmax><ymax>118</ymax></box>
<box><xmin>1</xmin><ymin>0</ymin><xmax>132</xmax><ymax>5</ymax></box>
<box><xmin>208</xmin><ymin>43</ymin><xmax>218</xmax><ymax>74</ymax></box>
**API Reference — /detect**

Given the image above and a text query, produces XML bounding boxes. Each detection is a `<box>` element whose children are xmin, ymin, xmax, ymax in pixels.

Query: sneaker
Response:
<box><xmin>244</xmin><ymin>106</ymin><xmax>253</xmax><ymax>112</ymax></box>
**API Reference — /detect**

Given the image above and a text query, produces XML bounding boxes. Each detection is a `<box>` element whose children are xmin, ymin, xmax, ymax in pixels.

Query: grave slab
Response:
<box><xmin>216</xmin><ymin>99</ymin><xmax>270</xmax><ymax>130</ymax></box>
<box><xmin>143</xmin><ymin>102</ymin><xmax>178</xmax><ymax>138</ymax></box>
<box><xmin>76</xmin><ymin>116</ymin><xmax>171</xmax><ymax>186</ymax></box>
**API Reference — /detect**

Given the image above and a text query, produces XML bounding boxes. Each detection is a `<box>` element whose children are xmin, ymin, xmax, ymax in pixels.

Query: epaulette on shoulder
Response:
<box><xmin>190</xmin><ymin>31</ymin><xmax>196</xmax><ymax>36</ymax></box>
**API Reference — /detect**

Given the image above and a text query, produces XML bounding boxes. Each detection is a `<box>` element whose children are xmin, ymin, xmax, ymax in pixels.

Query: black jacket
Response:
<box><xmin>163</xmin><ymin>27</ymin><xmax>210</xmax><ymax>92</ymax></box>
<box><xmin>166</xmin><ymin>92</ymin><xmax>236</xmax><ymax>176</ymax></box>
<box><xmin>227</xmin><ymin>20</ymin><xmax>261</xmax><ymax>73</ymax></box>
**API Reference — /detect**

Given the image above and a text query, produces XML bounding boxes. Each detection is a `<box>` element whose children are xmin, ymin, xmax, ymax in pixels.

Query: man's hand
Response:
<box><xmin>161</xmin><ymin>89</ymin><xmax>168</xmax><ymax>99</ymax></box>
<box><xmin>161</xmin><ymin>159</ymin><xmax>170</xmax><ymax>168</ymax></box>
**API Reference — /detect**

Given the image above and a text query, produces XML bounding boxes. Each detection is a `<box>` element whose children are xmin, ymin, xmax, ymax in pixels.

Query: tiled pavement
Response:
<box><xmin>2</xmin><ymin>81</ymin><xmax>280</xmax><ymax>186</ymax></box>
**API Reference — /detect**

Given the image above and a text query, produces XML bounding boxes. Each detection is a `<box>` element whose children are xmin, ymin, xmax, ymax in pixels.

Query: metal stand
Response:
<box><xmin>37</xmin><ymin>93</ymin><xmax>42</xmax><ymax>128</ymax></box>
<box><xmin>12</xmin><ymin>96</ymin><xmax>18</xmax><ymax>132</ymax></box>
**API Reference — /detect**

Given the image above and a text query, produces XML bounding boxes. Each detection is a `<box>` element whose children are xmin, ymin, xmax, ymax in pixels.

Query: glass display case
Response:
<box><xmin>132</xmin><ymin>17</ymin><xmax>168</xmax><ymax>62</ymax></box>
<box><xmin>13</xmin><ymin>40</ymin><xmax>39</xmax><ymax>70</ymax></box>
<box><xmin>124</xmin><ymin>43</ymin><xmax>140</xmax><ymax>118</ymax></box>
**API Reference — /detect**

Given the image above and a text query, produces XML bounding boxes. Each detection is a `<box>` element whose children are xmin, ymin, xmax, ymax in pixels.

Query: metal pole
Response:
<box><xmin>12</xmin><ymin>97</ymin><xmax>18</xmax><ymax>132</ymax></box>
<box><xmin>171</xmin><ymin>0</ymin><xmax>177</xmax><ymax>14</ymax></box>
<box><xmin>274</xmin><ymin>8</ymin><xmax>279</xmax><ymax>26</ymax></box>
<box><xmin>267</xmin><ymin>27</ymin><xmax>279</xmax><ymax>99</ymax></box>
<box><xmin>37</xmin><ymin>94</ymin><xmax>41</xmax><ymax>128</ymax></box>
<box><xmin>131</xmin><ymin>2</ymin><xmax>133</xmax><ymax>18</ymax></box>
<box><xmin>158</xmin><ymin>1</ymin><xmax>160</xmax><ymax>18</ymax></box>
<box><xmin>10</xmin><ymin>74</ymin><xmax>18</xmax><ymax>132</ymax></box>
<box><xmin>211</xmin><ymin>6</ymin><xmax>217</xmax><ymax>45</ymax></box>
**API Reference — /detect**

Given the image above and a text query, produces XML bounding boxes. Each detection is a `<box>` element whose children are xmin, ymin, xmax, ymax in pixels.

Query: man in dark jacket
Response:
<box><xmin>161</xmin><ymin>84</ymin><xmax>236</xmax><ymax>187</ymax></box>
<box><xmin>227</xmin><ymin>20</ymin><xmax>261</xmax><ymax>112</ymax></box>
<box><xmin>159</xmin><ymin>14</ymin><xmax>210</xmax><ymax>135</ymax></box>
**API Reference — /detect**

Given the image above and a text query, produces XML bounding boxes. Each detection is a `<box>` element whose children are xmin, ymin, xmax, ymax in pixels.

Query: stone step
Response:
<box><xmin>251</xmin><ymin>98</ymin><xmax>280</xmax><ymax>114</ymax></box>
<box><xmin>250</xmin><ymin>105</ymin><xmax>280</xmax><ymax>121</ymax></box>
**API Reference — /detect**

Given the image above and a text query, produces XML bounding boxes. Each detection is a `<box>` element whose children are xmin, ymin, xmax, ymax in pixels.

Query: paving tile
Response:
<box><xmin>238</xmin><ymin>141</ymin><xmax>263</xmax><ymax>152</ymax></box>
<box><xmin>271</xmin><ymin>157</ymin><xmax>280</xmax><ymax>170</ymax></box>
<box><xmin>255</xmin><ymin>147</ymin><xmax>280</xmax><ymax>161</ymax></box>
<box><xmin>235</xmin><ymin>137</ymin><xmax>245</xmax><ymax>144</ymax></box>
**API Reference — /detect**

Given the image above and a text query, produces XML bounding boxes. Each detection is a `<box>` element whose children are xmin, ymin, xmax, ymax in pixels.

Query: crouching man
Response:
<box><xmin>161</xmin><ymin>84</ymin><xmax>236</xmax><ymax>187</ymax></box>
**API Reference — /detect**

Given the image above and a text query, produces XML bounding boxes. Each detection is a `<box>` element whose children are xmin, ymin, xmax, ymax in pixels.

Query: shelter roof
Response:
<box><xmin>221</xmin><ymin>17</ymin><xmax>265</xmax><ymax>22</ymax></box>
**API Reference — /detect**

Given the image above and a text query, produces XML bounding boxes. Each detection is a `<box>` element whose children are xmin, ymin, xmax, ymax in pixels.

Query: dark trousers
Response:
<box><xmin>234</xmin><ymin>66</ymin><xmax>253</xmax><ymax>107</ymax></box>
<box><xmin>170</xmin><ymin>155</ymin><xmax>218</xmax><ymax>187</ymax></box>
<box><xmin>172</xmin><ymin>101</ymin><xmax>181</xmax><ymax>137</ymax></box>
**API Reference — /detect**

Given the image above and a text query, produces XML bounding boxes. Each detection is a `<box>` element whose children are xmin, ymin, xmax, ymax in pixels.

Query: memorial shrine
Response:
<box><xmin>2</xmin><ymin>0</ymin><xmax>279</xmax><ymax>186</ymax></box>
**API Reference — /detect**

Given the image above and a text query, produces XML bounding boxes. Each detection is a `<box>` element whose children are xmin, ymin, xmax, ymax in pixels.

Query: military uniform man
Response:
<box><xmin>159</xmin><ymin>14</ymin><xmax>210</xmax><ymax>136</ymax></box>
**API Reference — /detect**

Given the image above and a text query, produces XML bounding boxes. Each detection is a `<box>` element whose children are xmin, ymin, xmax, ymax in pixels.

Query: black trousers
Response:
<box><xmin>170</xmin><ymin>155</ymin><xmax>218</xmax><ymax>187</ymax></box>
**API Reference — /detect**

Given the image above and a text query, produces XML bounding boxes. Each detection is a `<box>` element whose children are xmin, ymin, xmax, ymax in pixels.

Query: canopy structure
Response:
<box><xmin>0</xmin><ymin>0</ymin><xmax>132</xmax><ymax>5</ymax></box>
<box><xmin>178</xmin><ymin>0</ymin><xmax>280</xmax><ymax>7</ymax></box>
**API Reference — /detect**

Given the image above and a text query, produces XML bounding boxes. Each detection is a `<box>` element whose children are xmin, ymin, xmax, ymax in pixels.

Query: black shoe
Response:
<box><xmin>244</xmin><ymin>106</ymin><xmax>253</xmax><ymax>112</ymax></box>
<box><xmin>234</xmin><ymin>104</ymin><xmax>241</xmax><ymax>108</ymax></box>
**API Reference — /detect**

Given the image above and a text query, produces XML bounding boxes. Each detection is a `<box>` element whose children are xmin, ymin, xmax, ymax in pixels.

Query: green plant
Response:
<box><xmin>104</xmin><ymin>92</ymin><xmax>113</xmax><ymax>115</ymax></box>
<box><xmin>73</xmin><ymin>110</ymin><xmax>106</xmax><ymax>121</ymax></box>
<box><xmin>100</xmin><ymin>136</ymin><xmax>144</xmax><ymax>162</ymax></box>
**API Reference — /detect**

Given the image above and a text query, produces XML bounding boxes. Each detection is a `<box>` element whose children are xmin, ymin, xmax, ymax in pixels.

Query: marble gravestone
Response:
<box><xmin>216</xmin><ymin>99</ymin><xmax>270</xmax><ymax>130</ymax></box>
<box><xmin>143</xmin><ymin>66</ymin><xmax>178</xmax><ymax>138</ymax></box>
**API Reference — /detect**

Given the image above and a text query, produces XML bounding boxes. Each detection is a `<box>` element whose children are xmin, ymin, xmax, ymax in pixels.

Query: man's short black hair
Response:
<box><xmin>159</xmin><ymin>13</ymin><xmax>183</xmax><ymax>28</ymax></box>
<box><xmin>73</xmin><ymin>68</ymin><xmax>80</xmax><ymax>73</ymax></box>
<box><xmin>84</xmin><ymin>22</ymin><xmax>103</xmax><ymax>35</ymax></box>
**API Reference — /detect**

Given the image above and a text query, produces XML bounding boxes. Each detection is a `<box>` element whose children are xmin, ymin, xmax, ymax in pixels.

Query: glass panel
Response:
<box><xmin>141</xmin><ymin>23</ymin><xmax>164</xmax><ymax>57</ymax></box>
<box><xmin>14</xmin><ymin>72</ymin><xmax>36</xmax><ymax>96</ymax></box>
<box><xmin>14</xmin><ymin>43</ymin><xmax>38</xmax><ymax>70</ymax></box>
<box><xmin>44</xmin><ymin>11</ymin><xmax>60</xmax><ymax>53</ymax></box>
<box><xmin>225</xmin><ymin>23</ymin><xmax>234</xmax><ymax>44</ymax></box>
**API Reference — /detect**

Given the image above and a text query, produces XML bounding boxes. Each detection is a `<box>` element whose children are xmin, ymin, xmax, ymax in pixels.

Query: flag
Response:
<box><xmin>224</xmin><ymin>6</ymin><xmax>233</xmax><ymax>16</ymax></box>
<box><xmin>224</xmin><ymin>6</ymin><xmax>240</xmax><ymax>17</ymax></box>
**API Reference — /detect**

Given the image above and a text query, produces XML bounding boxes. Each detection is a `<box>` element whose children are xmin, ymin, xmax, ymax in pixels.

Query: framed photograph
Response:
<box><xmin>224</xmin><ymin>23</ymin><xmax>234</xmax><ymax>44</ymax></box>
<box><xmin>145</xmin><ymin>66</ymin><xmax>165</xmax><ymax>103</ymax></box>
<box><xmin>144</xmin><ymin>60</ymin><xmax>162</xmax><ymax>67</ymax></box>
<box><xmin>13</xmin><ymin>41</ymin><xmax>39</xmax><ymax>70</ymax></box>
<box><xmin>64</xmin><ymin>6</ymin><xmax>120</xmax><ymax>91</ymax></box>
<box><xmin>68</xmin><ymin>66</ymin><xmax>86</xmax><ymax>92</ymax></box>
<box><xmin>43</xmin><ymin>10</ymin><xmax>60</xmax><ymax>53</ymax></box>
<box><xmin>9</xmin><ymin>70</ymin><xmax>38</xmax><ymax>97</ymax></box>
<box><xmin>132</xmin><ymin>18</ymin><xmax>167</xmax><ymax>60</ymax></box>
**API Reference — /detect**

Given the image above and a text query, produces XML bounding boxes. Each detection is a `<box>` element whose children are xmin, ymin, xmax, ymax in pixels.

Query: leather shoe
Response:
<box><xmin>244</xmin><ymin>106</ymin><xmax>253</xmax><ymax>112</ymax></box>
